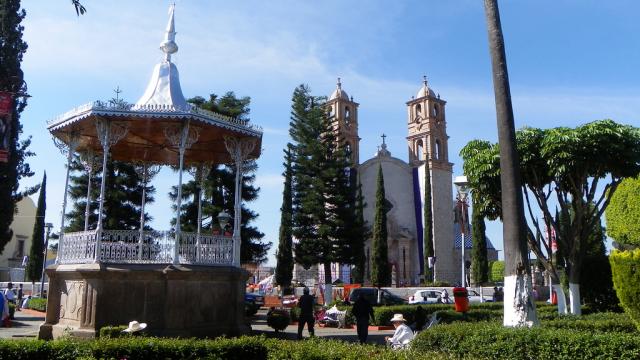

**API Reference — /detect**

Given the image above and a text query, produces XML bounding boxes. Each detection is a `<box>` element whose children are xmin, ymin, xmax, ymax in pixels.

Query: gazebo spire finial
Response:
<box><xmin>160</xmin><ymin>4</ymin><xmax>178</xmax><ymax>61</ymax></box>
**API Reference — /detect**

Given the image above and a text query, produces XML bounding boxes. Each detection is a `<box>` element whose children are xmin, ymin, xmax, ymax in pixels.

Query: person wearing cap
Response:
<box><xmin>385</xmin><ymin>313</ymin><xmax>414</xmax><ymax>349</ymax></box>
<box><xmin>297</xmin><ymin>287</ymin><xmax>315</xmax><ymax>339</ymax></box>
<box><xmin>122</xmin><ymin>320</ymin><xmax>147</xmax><ymax>335</ymax></box>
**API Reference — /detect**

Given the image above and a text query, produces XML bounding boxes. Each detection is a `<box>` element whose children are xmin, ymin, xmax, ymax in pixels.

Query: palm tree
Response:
<box><xmin>483</xmin><ymin>0</ymin><xmax>538</xmax><ymax>327</ymax></box>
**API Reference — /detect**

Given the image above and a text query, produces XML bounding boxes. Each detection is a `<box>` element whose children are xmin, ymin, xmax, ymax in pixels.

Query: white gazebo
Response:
<box><xmin>40</xmin><ymin>6</ymin><xmax>262</xmax><ymax>339</ymax></box>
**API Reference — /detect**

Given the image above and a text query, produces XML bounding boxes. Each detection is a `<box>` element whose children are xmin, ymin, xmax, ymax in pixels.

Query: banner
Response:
<box><xmin>0</xmin><ymin>91</ymin><xmax>13</xmax><ymax>116</ymax></box>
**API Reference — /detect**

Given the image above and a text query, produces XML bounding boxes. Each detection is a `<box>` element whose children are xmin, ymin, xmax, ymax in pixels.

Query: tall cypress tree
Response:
<box><xmin>371</xmin><ymin>164</ymin><xmax>391</xmax><ymax>287</ymax></box>
<box><xmin>471</xmin><ymin>198</ymin><xmax>489</xmax><ymax>285</ymax></box>
<box><xmin>423</xmin><ymin>161</ymin><xmax>434</xmax><ymax>283</ymax></box>
<box><xmin>351</xmin><ymin>182</ymin><xmax>367</xmax><ymax>283</ymax></box>
<box><xmin>275</xmin><ymin>145</ymin><xmax>294</xmax><ymax>291</ymax></box>
<box><xmin>26</xmin><ymin>172</ymin><xmax>46</xmax><ymax>282</ymax></box>
<box><xmin>0</xmin><ymin>0</ymin><xmax>36</xmax><ymax>255</ymax></box>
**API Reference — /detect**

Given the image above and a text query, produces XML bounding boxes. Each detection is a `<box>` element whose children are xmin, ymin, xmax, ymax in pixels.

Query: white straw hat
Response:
<box><xmin>122</xmin><ymin>320</ymin><xmax>147</xmax><ymax>333</ymax></box>
<box><xmin>390</xmin><ymin>314</ymin><xmax>406</xmax><ymax>323</ymax></box>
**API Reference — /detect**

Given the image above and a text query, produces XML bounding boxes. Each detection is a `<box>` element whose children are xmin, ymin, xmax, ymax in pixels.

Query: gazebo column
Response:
<box><xmin>94</xmin><ymin>119</ymin><xmax>128</xmax><ymax>262</ymax></box>
<box><xmin>188</xmin><ymin>164</ymin><xmax>210</xmax><ymax>263</ymax></box>
<box><xmin>135</xmin><ymin>162</ymin><xmax>161</xmax><ymax>260</ymax></box>
<box><xmin>224</xmin><ymin>136</ymin><xmax>257</xmax><ymax>267</ymax></box>
<box><xmin>53</xmin><ymin>133</ymin><xmax>80</xmax><ymax>264</ymax></box>
<box><xmin>80</xmin><ymin>150</ymin><xmax>97</xmax><ymax>231</ymax></box>
<box><xmin>165</xmin><ymin>122</ymin><xmax>199</xmax><ymax>265</ymax></box>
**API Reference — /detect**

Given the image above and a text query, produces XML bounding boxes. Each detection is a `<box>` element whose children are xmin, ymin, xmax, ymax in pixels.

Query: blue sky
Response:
<box><xmin>18</xmin><ymin>1</ymin><xmax>640</xmax><ymax>265</ymax></box>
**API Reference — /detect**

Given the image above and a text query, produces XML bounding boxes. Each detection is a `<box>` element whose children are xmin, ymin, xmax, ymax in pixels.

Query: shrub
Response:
<box><xmin>98</xmin><ymin>326</ymin><xmax>129</xmax><ymax>338</ymax></box>
<box><xmin>489</xmin><ymin>261</ymin><xmax>504</xmax><ymax>283</ymax></box>
<box><xmin>28</xmin><ymin>298</ymin><xmax>47</xmax><ymax>312</ymax></box>
<box><xmin>267</xmin><ymin>309</ymin><xmax>290</xmax><ymax>331</ymax></box>
<box><xmin>606</xmin><ymin>176</ymin><xmax>640</xmax><ymax>246</ymax></box>
<box><xmin>412</xmin><ymin>322</ymin><xmax>640</xmax><ymax>359</ymax></box>
<box><xmin>0</xmin><ymin>336</ymin><xmax>438</xmax><ymax>360</ymax></box>
<box><xmin>543</xmin><ymin>313</ymin><xmax>636</xmax><ymax>333</ymax></box>
<box><xmin>610</xmin><ymin>249</ymin><xmax>640</xmax><ymax>330</ymax></box>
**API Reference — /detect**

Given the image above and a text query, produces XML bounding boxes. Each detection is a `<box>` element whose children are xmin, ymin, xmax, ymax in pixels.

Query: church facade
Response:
<box><xmin>292</xmin><ymin>77</ymin><xmax>498</xmax><ymax>287</ymax></box>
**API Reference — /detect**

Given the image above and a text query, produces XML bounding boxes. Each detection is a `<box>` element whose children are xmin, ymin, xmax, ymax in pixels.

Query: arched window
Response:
<box><xmin>416</xmin><ymin>103</ymin><xmax>422</xmax><ymax>116</ymax></box>
<box><xmin>435</xmin><ymin>139</ymin><xmax>442</xmax><ymax>160</ymax></box>
<box><xmin>433</xmin><ymin>104</ymin><xmax>439</xmax><ymax>117</ymax></box>
<box><xmin>416</xmin><ymin>140</ymin><xmax>424</xmax><ymax>161</ymax></box>
<box><xmin>344</xmin><ymin>106</ymin><xmax>351</xmax><ymax>127</ymax></box>
<box><xmin>345</xmin><ymin>142</ymin><xmax>352</xmax><ymax>160</ymax></box>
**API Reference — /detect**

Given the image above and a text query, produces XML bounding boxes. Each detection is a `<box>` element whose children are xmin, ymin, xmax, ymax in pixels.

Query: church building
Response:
<box><xmin>292</xmin><ymin>77</ymin><xmax>498</xmax><ymax>287</ymax></box>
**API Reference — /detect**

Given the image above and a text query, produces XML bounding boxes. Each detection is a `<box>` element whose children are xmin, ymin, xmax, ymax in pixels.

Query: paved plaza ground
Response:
<box><xmin>1</xmin><ymin>308</ymin><xmax>395</xmax><ymax>345</ymax></box>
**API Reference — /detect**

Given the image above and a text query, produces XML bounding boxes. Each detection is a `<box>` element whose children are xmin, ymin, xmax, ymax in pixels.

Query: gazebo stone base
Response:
<box><xmin>38</xmin><ymin>263</ymin><xmax>249</xmax><ymax>339</ymax></box>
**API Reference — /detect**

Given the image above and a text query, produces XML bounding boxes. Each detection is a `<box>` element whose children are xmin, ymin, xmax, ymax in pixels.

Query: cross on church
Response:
<box><xmin>381</xmin><ymin>133</ymin><xmax>387</xmax><ymax>145</ymax></box>
<box><xmin>113</xmin><ymin>86</ymin><xmax>123</xmax><ymax>102</ymax></box>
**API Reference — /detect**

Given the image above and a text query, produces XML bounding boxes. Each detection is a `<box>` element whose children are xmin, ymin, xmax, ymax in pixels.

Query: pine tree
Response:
<box><xmin>26</xmin><ymin>172</ymin><xmax>46</xmax><ymax>282</ymax></box>
<box><xmin>275</xmin><ymin>145</ymin><xmax>294</xmax><ymax>291</ymax></box>
<box><xmin>371</xmin><ymin>164</ymin><xmax>391</xmax><ymax>287</ymax></box>
<box><xmin>423</xmin><ymin>161</ymin><xmax>434</xmax><ymax>283</ymax></box>
<box><xmin>471</xmin><ymin>198</ymin><xmax>489</xmax><ymax>285</ymax></box>
<box><xmin>170</xmin><ymin>92</ymin><xmax>270</xmax><ymax>263</ymax></box>
<box><xmin>0</xmin><ymin>0</ymin><xmax>36</xmax><ymax>255</ymax></box>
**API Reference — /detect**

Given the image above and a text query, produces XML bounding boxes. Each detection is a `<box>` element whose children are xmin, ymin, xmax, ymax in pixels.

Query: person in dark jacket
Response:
<box><xmin>297</xmin><ymin>287</ymin><xmax>315</xmax><ymax>339</ymax></box>
<box><xmin>351</xmin><ymin>293</ymin><xmax>375</xmax><ymax>344</ymax></box>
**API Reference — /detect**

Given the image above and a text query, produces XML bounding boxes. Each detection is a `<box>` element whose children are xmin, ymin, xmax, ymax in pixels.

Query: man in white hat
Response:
<box><xmin>122</xmin><ymin>320</ymin><xmax>147</xmax><ymax>335</ymax></box>
<box><xmin>385</xmin><ymin>313</ymin><xmax>414</xmax><ymax>349</ymax></box>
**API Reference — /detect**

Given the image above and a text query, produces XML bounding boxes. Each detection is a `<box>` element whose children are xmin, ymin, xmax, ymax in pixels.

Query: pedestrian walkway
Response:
<box><xmin>250</xmin><ymin>309</ymin><xmax>395</xmax><ymax>345</ymax></box>
<box><xmin>0</xmin><ymin>309</ymin><xmax>44</xmax><ymax>339</ymax></box>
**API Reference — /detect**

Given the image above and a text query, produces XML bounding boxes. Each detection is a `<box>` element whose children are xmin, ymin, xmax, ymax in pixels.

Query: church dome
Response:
<box><xmin>329</xmin><ymin>78</ymin><xmax>350</xmax><ymax>100</ymax></box>
<box><xmin>416</xmin><ymin>76</ymin><xmax>436</xmax><ymax>99</ymax></box>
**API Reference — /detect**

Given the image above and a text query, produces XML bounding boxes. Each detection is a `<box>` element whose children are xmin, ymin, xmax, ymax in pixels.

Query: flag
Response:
<box><xmin>0</xmin><ymin>91</ymin><xmax>13</xmax><ymax>116</ymax></box>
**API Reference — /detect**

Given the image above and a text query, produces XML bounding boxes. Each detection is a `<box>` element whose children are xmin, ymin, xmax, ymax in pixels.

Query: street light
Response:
<box><xmin>454</xmin><ymin>176</ymin><xmax>470</xmax><ymax>288</ymax></box>
<box><xmin>41</xmin><ymin>222</ymin><xmax>54</xmax><ymax>298</ymax></box>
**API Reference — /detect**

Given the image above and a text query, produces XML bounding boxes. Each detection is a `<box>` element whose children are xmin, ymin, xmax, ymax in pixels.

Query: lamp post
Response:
<box><xmin>41</xmin><ymin>222</ymin><xmax>54</xmax><ymax>297</ymax></box>
<box><xmin>454</xmin><ymin>176</ymin><xmax>470</xmax><ymax>288</ymax></box>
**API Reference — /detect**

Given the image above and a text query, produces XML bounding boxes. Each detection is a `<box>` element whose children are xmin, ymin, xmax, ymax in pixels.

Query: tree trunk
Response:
<box><xmin>323</xmin><ymin>261</ymin><xmax>333</xmax><ymax>305</ymax></box>
<box><xmin>483</xmin><ymin>0</ymin><xmax>538</xmax><ymax>327</ymax></box>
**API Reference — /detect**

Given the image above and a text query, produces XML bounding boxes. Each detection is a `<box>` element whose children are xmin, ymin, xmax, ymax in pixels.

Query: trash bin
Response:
<box><xmin>453</xmin><ymin>287</ymin><xmax>469</xmax><ymax>313</ymax></box>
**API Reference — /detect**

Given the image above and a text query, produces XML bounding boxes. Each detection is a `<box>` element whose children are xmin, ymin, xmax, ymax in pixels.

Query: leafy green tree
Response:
<box><xmin>483</xmin><ymin>0</ymin><xmax>538</xmax><ymax>326</ymax></box>
<box><xmin>462</xmin><ymin>120</ymin><xmax>640</xmax><ymax>315</ymax></box>
<box><xmin>26</xmin><ymin>173</ymin><xmax>46</xmax><ymax>283</ymax></box>
<box><xmin>0</xmin><ymin>0</ymin><xmax>37</xmax><ymax>255</ymax></box>
<box><xmin>275</xmin><ymin>145</ymin><xmax>294</xmax><ymax>290</ymax></box>
<box><xmin>171</xmin><ymin>92</ymin><xmax>270</xmax><ymax>263</ymax></box>
<box><xmin>371</xmin><ymin>164</ymin><xmax>391</xmax><ymax>287</ymax></box>
<box><xmin>470</xmin><ymin>197</ymin><xmax>489</xmax><ymax>285</ymax></box>
<box><xmin>606</xmin><ymin>176</ymin><xmax>640</xmax><ymax>247</ymax></box>
<box><xmin>423</xmin><ymin>162</ymin><xmax>434</xmax><ymax>282</ymax></box>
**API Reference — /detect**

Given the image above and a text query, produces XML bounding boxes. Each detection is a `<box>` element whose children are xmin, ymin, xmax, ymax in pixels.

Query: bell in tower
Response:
<box><xmin>327</xmin><ymin>78</ymin><xmax>360</xmax><ymax>166</ymax></box>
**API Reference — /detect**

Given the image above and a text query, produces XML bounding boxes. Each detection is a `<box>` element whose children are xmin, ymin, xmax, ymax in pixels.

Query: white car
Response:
<box><xmin>467</xmin><ymin>289</ymin><xmax>493</xmax><ymax>303</ymax></box>
<box><xmin>408</xmin><ymin>289</ymin><xmax>452</xmax><ymax>304</ymax></box>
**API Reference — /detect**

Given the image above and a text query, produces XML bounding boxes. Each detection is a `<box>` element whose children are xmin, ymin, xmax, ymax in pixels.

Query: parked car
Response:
<box><xmin>408</xmin><ymin>289</ymin><xmax>452</xmax><ymax>304</ymax></box>
<box><xmin>245</xmin><ymin>293</ymin><xmax>265</xmax><ymax>315</ymax></box>
<box><xmin>347</xmin><ymin>287</ymin><xmax>407</xmax><ymax>305</ymax></box>
<box><xmin>467</xmin><ymin>289</ymin><xmax>493</xmax><ymax>303</ymax></box>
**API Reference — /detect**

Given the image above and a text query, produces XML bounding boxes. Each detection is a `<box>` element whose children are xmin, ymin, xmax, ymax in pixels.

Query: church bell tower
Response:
<box><xmin>406</xmin><ymin>76</ymin><xmax>456</xmax><ymax>284</ymax></box>
<box><xmin>326</xmin><ymin>78</ymin><xmax>360</xmax><ymax>165</ymax></box>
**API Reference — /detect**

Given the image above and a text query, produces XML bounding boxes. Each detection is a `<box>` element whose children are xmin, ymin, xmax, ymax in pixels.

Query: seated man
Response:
<box><xmin>384</xmin><ymin>313</ymin><xmax>414</xmax><ymax>349</ymax></box>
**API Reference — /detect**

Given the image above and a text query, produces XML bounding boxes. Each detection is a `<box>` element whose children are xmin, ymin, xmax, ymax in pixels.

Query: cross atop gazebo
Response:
<box><xmin>47</xmin><ymin>5</ymin><xmax>262</xmax><ymax>268</ymax></box>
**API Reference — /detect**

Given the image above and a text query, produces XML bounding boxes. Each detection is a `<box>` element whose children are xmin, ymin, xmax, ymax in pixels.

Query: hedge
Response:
<box><xmin>610</xmin><ymin>249</ymin><xmax>640</xmax><ymax>330</ymax></box>
<box><xmin>0</xmin><ymin>336</ymin><xmax>441</xmax><ymax>360</ymax></box>
<box><xmin>412</xmin><ymin>322</ymin><xmax>640</xmax><ymax>359</ymax></box>
<box><xmin>98</xmin><ymin>326</ymin><xmax>129</xmax><ymax>338</ymax></box>
<box><xmin>28</xmin><ymin>298</ymin><xmax>47</xmax><ymax>312</ymax></box>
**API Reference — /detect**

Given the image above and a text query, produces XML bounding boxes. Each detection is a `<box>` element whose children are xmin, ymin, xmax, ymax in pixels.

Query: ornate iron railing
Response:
<box><xmin>58</xmin><ymin>230</ymin><xmax>235</xmax><ymax>266</ymax></box>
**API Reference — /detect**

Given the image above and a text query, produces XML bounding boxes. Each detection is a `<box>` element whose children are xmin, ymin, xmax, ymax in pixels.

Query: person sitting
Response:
<box><xmin>384</xmin><ymin>314</ymin><xmax>414</xmax><ymax>349</ymax></box>
<box><xmin>21</xmin><ymin>295</ymin><xmax>31</xmax><ymax>310</ymax></box>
